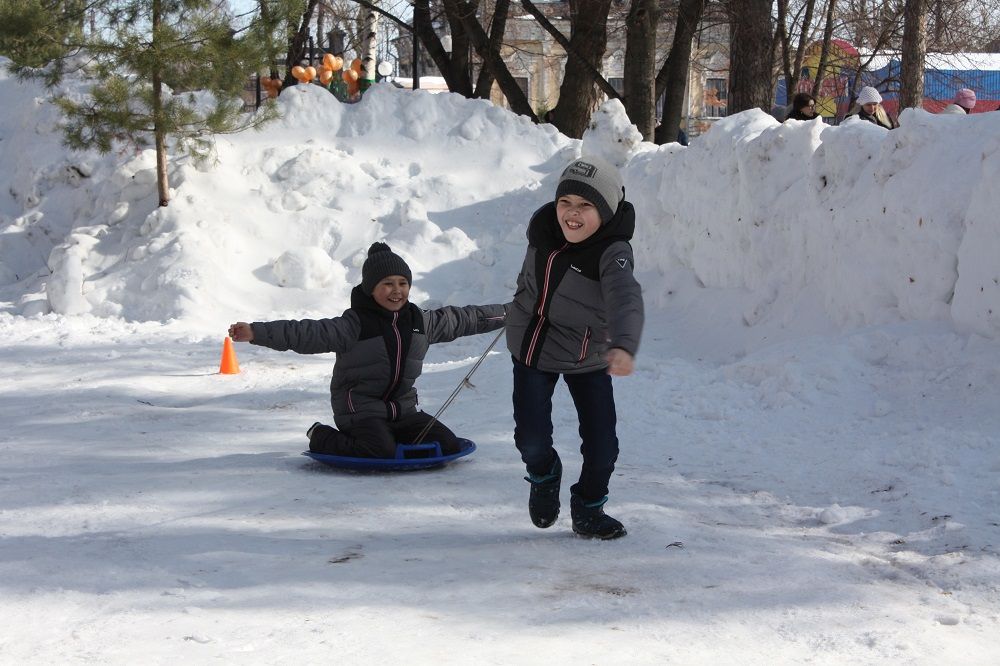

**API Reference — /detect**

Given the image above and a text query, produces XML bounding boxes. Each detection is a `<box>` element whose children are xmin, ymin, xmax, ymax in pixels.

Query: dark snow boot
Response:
<box><xmin>524</xmin><ymin>453</ymin><xmax>562</xmax><ymax>528</ymax></box>
<box><xmin>571</xmin><ymin>495</ymin><xmax>627</xmax><ymax>540</ymax></box>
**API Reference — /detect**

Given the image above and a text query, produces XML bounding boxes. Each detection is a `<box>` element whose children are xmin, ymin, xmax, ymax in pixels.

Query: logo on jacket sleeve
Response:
<box><xmin>615</xmin><ymin>257</ymin><xmax>630</xmax><ymax>269</ymax></box>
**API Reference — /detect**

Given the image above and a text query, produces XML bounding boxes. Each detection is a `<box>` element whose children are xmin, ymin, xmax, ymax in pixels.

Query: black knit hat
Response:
<box><xmin>555</xmin><ymin>155</ymin><xmax>624</xmax><ymax>225</ymax></box>
<box><xmin>361</xmin><ymin>242</ymin><xmax>412</xmax><ymax>294</ymax></box>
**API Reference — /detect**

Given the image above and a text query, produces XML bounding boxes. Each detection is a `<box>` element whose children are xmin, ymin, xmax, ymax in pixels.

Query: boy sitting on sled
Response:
<box><xmin>229</xmin><ymin>242</ymin><xmax>508</xmax><ymax>458</ymax></box>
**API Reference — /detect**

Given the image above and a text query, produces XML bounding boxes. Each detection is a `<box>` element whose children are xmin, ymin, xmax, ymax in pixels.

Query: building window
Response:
<box><xmin>514</xmin><ymin>76</ymin><xmax>529</xmax><ymax>101</ymax></box>
<box><xmin>609</xmin><ymin>77</ymin><xmax>624</xmax><ymax>96</ymax></box>
<box><xmin>705</xmin><ymin>78</ymin><xmax>728</xmax><ymax>117</ymax></box>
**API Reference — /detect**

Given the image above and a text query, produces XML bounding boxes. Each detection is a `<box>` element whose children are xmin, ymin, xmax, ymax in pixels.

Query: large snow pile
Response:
<box><xmin>3</xmin><ymin>59</ymin><xmax>1000</xmax><ymax>343</ymax></box>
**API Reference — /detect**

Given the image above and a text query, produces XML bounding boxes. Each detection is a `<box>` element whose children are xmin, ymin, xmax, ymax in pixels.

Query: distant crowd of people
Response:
<box><xmin>774</xmin><ymin>86</ymin><xmax>995</xmax><ymax>129</ymax></box>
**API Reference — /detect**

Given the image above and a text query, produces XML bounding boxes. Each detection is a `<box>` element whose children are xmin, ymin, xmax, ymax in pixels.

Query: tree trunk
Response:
<box><xmin>259</xmin><ymin>0</ymin><xmax>280</xmax><ymax>79</ymax></box>
<box><xmin>520</xmin><ymin>0</ymin><xmax>619</xmax><ymax>100</ymax></box>
<box><xmin>473</xmin><ymin>0</ymin><xmax>510</xmax><ymax>99</ymax></box>
<box><xmin>151</xmin><ymin>0</ymin><xmax>169</xmax><ymax>207</ymax></box>
<box><xmin>932</xmin><ymin>0</ymin><xmax>943</xmax><ymax>47</ymax></box>
<box><xmin>317</xmin><ymin>3</ymin><xmax>326</xmax><ymax>49</ymax></box>
<box><xmin>623</xmin><ymin>0</ymin><xmax>661</xmax><ymax>141</ymax></box>
<box><xmin>776</xmin><ymin>0</ymin><xmax>792</xmax><ymax>102</ymax></box>
<box><xmin>360</xmin><ymin>1</ymin><xmax>379</xmax><ymax>89</ymax></box>
<box><xmin>438</xmin><ymin>0</ymin><xmax>475</xmax><ymax>96</ymax></box>
<box><xmin>899</xmin><ymin>0</ymin><xmax>927</xmax><ymax>110</ymax></box>
<box><xmin>450</xmin><ymin>0</ymin><xmax>535</xmax><ymax>118</ymax></box>
<box><xmin>777</xmin><ymin>0</ymin><xmax>818</xmax><ymax>105</ymax></box>
<box><xmin>726</xmin><ymin>0</ymin><xmax>775</xmax><ymax>114</ymax></box>
<box><xmin>654</xmin><ymin>0</ymin><xmax>704</xmax><ymax>144</ymax></box>
<box><xmin>552</xmin><ymin>0</ymin><xmax>614</xmax><ymax>138</ymax></box>
<box><xmin>809</xmin><ymin>0</ymin><xmax>837</xmax><ymax>99</ymax></box>
<box><xmin>789</xmin><ymin>0</ymin><xmax>817</xmax><ymax>102</ymax></box>
<box><xmin>283</xmin><ymin>0</ymin><xmax>320</xmax><ymax>89</ymax></box>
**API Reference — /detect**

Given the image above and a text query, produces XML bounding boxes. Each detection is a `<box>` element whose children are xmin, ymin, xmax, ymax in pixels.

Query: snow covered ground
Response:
<box><xmin>1</xmin><ymin>60</ymin><xmax>999</xmax><ymax>663</ymax></box>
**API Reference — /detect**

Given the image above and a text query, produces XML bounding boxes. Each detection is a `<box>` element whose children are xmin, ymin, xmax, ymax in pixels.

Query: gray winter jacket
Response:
<box><xmin>506</xmin><ymin>201</ymin><xmax>644</xmax><ymax>374</ymax></box>
<box><xmin>250</xmin><ymin>287</ymin><xmax>507</xmax><ymax>431</ymax></box>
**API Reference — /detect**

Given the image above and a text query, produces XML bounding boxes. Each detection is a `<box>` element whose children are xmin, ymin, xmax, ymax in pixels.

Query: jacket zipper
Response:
<box><xmin>525</xmin><ymin>245</ymin><xmax>566</xmax><ymax>365</ymax></box>
<box><xmin>382</xmin><ymin>311</ymin><xmax>402</xmax><ymax>416</ymax></box>
<box><xmin>577</xmin><ymin>327</ymin><xmax>592</xmax><ymax>362</ymax></box>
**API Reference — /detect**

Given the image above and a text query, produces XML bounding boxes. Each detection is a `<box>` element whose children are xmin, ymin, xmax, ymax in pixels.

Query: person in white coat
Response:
<box><xmin>941</xmin><ymin>88</ymin><xmax>976</xmax><ymax>115</ymax></box>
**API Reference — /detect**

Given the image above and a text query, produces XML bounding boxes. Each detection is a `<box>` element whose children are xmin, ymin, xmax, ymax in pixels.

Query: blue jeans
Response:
<box><xmin>512</xmin><ymin>358</ymin><xmax>619</xmax><ymax>501</ymax></box>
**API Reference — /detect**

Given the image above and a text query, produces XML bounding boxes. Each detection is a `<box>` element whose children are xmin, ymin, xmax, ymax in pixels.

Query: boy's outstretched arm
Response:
<box><xmin>241</xmin><ymin>315</ymin><xmax>361</xmax><ymax>354</ymax></box>
<box><xmin>228</xmin><ymin>322</ymin><xmax>254</xmax><ymax>342</ymax></box>
<box><xmin>425</xmin><ymin>303</ymin><xmax>509</xmax><ymax>344</ymax></box>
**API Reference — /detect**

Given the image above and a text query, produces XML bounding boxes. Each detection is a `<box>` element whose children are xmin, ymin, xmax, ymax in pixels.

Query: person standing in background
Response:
<box><xmin>786</xmin><ymin>93</ymin><xmax>820</xmax><ymax>121</ymax></box>
<box><xmin>941</xmin><ymin>88</ymin><xmax>977</xmax><ymax>115</ymax></box>
<box><xmin>849</xmin><ymin>87</ymin><xmax>899</xmax><ymax>130</ymax></box>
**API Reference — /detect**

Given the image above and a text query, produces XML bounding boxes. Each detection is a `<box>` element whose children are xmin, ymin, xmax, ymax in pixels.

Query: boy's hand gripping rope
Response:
<box><xmin>413</xmin><ymin>329</ymin><xmax>505</xmax><ymax>446</ymax></box>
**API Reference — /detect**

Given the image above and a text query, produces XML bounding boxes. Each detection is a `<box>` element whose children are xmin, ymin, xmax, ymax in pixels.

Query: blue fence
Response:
<box><xmin>776</xmin><ymin>60</ymin><xmax>1000</xmax><ymax>118</ymax></box>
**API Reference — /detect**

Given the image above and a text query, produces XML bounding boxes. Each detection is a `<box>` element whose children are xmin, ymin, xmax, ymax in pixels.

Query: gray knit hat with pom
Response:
<box><xmin>555</xmin><ymin>155</ymin><xmax>624</xmax><ymax>224</ymax></box>
<box><xmin>361</xmin><ymin>242</ymin><xmax>412</xmax><ymax>294</ymax></box>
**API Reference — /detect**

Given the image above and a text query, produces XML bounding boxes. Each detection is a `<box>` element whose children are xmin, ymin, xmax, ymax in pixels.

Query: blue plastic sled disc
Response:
<box><xmin>302</xmin><ymin>438</ymin><xmax>476</xmax><ymax>471</ymax></box>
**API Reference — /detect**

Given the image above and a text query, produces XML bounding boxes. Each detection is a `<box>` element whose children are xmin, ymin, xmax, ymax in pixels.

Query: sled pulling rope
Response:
<box><xmin>413</xmin><ymin>328</ymin><xmax>505</xmax><ymax>445</ymax></box>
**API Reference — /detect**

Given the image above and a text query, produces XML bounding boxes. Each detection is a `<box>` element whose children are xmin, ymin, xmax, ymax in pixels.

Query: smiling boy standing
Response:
<box><xmin>506</xmin><ymin>156</ymin><xmax>644</xmax><ymax>540</ymax></box>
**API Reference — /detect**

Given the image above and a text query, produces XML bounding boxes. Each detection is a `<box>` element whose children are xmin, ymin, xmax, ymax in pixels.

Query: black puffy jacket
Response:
<box><xmin>250</xmin><ymin>287</ymin><xmax>507</xmax><ymax>430</ymax></box>
<box><xmin>505</xmin><ymin>201</ymin><xmax>644</xmax><ymax>374</ymax></box>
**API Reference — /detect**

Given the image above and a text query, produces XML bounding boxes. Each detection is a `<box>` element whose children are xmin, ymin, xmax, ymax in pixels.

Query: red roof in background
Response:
<box><xmin>829</xmin><ymin>39</ymin><xmax>859</xmax><ymax>57</ymax></box>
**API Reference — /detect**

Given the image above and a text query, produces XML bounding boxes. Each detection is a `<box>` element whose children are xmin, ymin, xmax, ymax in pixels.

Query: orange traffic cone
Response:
<box><xmin>219</xmin><ymin>336</ymin><xmax>240</xmax><ymax>374</ymax></box>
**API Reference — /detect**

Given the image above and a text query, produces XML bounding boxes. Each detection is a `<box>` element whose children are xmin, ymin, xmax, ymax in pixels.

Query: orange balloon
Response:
<box><xmin>323</xmin><ymin>53</ymin><xmax>336</xmax><ymax>70</ymax></box>
<box><xmin>342</xmin><ymin>69</ymin><xmax>359</xmax><ymax>83</ymax></box>
<box><xmin>305</xmin><ymin>66</ymin><xmax>317</xmax><ymax>81</ymax></box>
<box><xmin>291</xmin><ymin>65</ymin><xmax>306</xmax><ymax>82</ymax></box>
<box><xmin>320</xmin><ymin>69</ymin><xmax>333</xmax><ymax>85</ymax></box>
<box><xmin>331</xmin><ymin>56</ymin><xmax>343</xmax><ymax>72</ymax></box>
<box><xmin>351</xmin><ymin>58</ymin><xmax>362</xmax><ymax>74</ymax></box>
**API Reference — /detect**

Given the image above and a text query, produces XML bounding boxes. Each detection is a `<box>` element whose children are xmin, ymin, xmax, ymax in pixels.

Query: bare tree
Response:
<box><xmin>359</xmin><ymin>0</ymin><xmax>379</xmax><ymax>84</ymax></box>
<box><xmin>473</xmin><ymin>0</ymin><xmax>510</xmax><ymax>98</ymax></box>
<box><xmin>548</xmin><ymin>0</ymin><xmax>616</xmax><ymax>136</ymax></box>
<box><xmin>448</xmin><ymin>0</ymin><xmax>536</xmax><ymax>117</ymax></box>
<box><xmin>809</xmin><ymin>0</ymin><xmax>838</xmax><ymax>99</ymax></box>
<box><xmin>436</xmin><ymin>0</ymin><xmax>476</xmax><ymax>95</ymax></box>
<box><xmin>841</xmin><ymin>0</ymin><xmax>904</xmax><ymax>50</ymax></box>
<box><xmin>898</xmin><ymin>0</ymin><xmax>927</xmax><ymax>108</ymax></box>
<box><xmin>654</xmin><ymin>0</ymin><xmax>705</xmax><ymax>143</ymax></box>
<box><xmin>726</xmin><ymin>0</ymin><xmax>775</xmax><ymax>113</ymax></box>
<box><xmin>283</xmin><ymin>0</ymin><xmax>321</xmax><ymax>88</ymax></box>
<box><xmin>623</xmin><ymin>0</ymin><xmax>661</xmax><ymax>140</ymax></box>
<box><xmin>519</xmin><ymin>1</ymin><xmax>620</xmax><ymax>98</ymax></box>
<box><xmin>776</xmin><ymin>0</ymin><xmax>818</xmax><ymax>104</ymax></box>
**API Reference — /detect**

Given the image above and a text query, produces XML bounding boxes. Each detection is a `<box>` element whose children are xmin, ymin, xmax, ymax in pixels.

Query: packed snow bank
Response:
<box><xmin>2</xmin><ymin>59</ymin><xmax>1000</xmax><ymax>341</ymax></box>
<box><xmin>642</xmin><ymin>108</ymin><xmax>1000</xmax><ymax>339</ymax></box>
